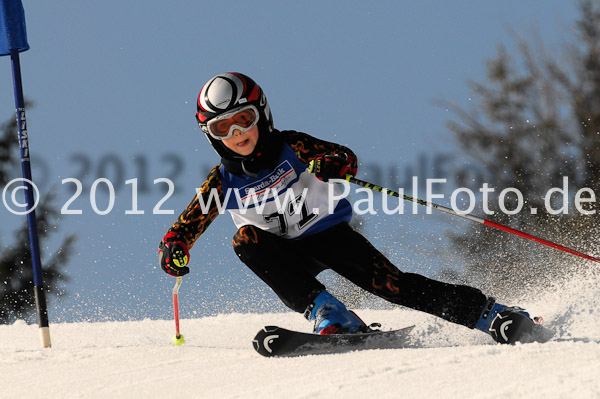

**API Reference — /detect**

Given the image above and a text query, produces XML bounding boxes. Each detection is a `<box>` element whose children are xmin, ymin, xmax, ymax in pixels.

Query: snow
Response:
<box><xmin>2</xmin><ymin>271</ymin><xmax>599</xmax><ymax>399</ymax></box>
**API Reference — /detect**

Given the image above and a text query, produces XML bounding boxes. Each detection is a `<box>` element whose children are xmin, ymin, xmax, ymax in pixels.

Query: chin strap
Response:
<box><xmin>241</xmin><ymin>160</ymin><xmax>258</xmax><ymax>178</ymax></box>
<box><xmin>221</xmin><ymin>131</ymin><xmax>284</xmax><ymax>177</ymax></box>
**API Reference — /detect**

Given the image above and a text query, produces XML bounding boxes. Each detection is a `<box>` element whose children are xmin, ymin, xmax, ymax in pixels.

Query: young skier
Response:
<box><xmin>159</xmin><ymin>72</ymin><xmax>538</xmax><ymax>344</ymax></box>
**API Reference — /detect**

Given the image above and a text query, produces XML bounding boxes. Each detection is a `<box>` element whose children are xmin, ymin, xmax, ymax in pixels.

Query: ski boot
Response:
<box><xmin>304</xmin><ymin>290</ymin><xmax>368</xmax><ymax>335</ymax></box>
<box><xmin>476</xmin><ymin>297</ymin><xmax>545</xmax><ymax>344</ymax></box>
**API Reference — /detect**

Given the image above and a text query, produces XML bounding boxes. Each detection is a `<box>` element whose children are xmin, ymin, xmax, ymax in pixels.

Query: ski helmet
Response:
<box><xmin>196</xmin><ymin>73</ymin><xmax>274</xmax><ymax>160</ymax></box>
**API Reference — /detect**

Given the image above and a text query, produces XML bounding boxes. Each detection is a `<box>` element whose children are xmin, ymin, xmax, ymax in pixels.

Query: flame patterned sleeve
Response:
<box><xmin>280</xmin><ymin>130</ymin><xmax>358</xmax><ymax>170</ymax></box>
<box><xmin>167</xmin><ymin>165</ymin><xmax>223</xmax><ymax>249</ymax></box>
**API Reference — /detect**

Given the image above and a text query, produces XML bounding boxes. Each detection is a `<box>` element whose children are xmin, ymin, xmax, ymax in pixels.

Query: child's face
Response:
<box><xmin>221</xmin><ymin>125</ymin><xmax>259</xmax><ymax>156</ymax></box>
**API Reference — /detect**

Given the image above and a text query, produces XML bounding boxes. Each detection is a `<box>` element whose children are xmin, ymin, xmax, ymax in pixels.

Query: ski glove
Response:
<box><xmin>159</xmin><ymin>232</ymin><xmax>190</xmax><ymax>277</ymax></box>
<box><xmin>309</xmin><ymin>154</ymin><xmax>357</xmax><ymax>182</ymax></box>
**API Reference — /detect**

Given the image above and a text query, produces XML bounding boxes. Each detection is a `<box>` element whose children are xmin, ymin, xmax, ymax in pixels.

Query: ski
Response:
<box><xmin>252</xmin><ymin>325</ymin><xmax>415</xmax><ymax>357</ymax></box>
<box><xmin>489</xmin><ymin>313</ymin><xmax>554</xmax><ymax>344</ymax></box>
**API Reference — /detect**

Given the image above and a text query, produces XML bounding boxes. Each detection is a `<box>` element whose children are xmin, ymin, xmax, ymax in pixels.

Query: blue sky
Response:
<box><xmin>0</xmin><ymin>1</ymin><xmax>580</xmax><ymax>322</ymax></box>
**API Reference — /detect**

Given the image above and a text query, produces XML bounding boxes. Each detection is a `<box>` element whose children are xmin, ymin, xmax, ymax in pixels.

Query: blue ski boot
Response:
<box><xmin>305</xmin><ymin>290</ymin><xmax>367</xmax><ymax>335</ymax></box>
<box><xmin>476</xmin><ymin>297</ymin><xmax>542</xmax><ymax>344</ymax></box>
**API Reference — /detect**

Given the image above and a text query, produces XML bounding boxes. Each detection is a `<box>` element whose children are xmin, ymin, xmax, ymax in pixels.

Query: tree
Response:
<box><xmin>443</xmin><ymin>0</ymin><xmax>600</xmax><ymax>298</ymax></box>
<box><xmin>0</xmin><ymin>110</ymin><xmax>75</xmax><ymax>323</ymax></box>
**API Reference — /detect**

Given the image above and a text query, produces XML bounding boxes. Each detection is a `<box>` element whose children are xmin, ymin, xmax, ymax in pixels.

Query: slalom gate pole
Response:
<box><xmin>11</xmin><ymin>48</ymin><xmax>51</xmax><ymax>347</ymax></box>
<box><xmin>173</xmin><ymin>277</ymin><xmax>183</xmax><ymax>341</ymax></box>
<box><xmin>2</xmin><ymin>0</ymin><xmax>51</xmax><ymax>349</ymax></box>
<box><xmin>345</xmin><ymin>175</ymin><xmax>600</xmax><ymax>263</ymax></box>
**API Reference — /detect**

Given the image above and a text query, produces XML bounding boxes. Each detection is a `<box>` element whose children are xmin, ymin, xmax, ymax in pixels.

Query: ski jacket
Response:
<box><xmin>168</xmin><ymin>130</ymin><xmax>357</xmax><ymax>249</ymax></box>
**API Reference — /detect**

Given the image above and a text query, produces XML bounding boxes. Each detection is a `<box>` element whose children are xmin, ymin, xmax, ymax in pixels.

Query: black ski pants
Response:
<box><xmin>233</xmin><ymin>222</ymin><xmax>487</xmax><ymax>328</ymax></box>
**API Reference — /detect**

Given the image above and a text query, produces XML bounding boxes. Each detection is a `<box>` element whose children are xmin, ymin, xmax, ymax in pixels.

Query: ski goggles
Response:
<box><xmin>201</xmin><ymin>105</ymin><xmax>259</xmax><ymax>140</ymax></box>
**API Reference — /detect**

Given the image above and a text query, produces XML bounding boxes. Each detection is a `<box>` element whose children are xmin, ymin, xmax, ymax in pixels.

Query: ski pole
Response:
<box><xmin>172</xmin><ymin>276</ymin><xmax>185</xmax><ymax>345</ymax></box>
<box><xmin>345</xmin><ymin>175</ymin><xmax>600</xmax><ymax>263</ymax></box>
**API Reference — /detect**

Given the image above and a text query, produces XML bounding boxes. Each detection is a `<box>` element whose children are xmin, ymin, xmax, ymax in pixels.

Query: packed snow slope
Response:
<box><xmin>2</xmin><ymin>271</ymin><xmax>599</xmax><ymax>399</ymax></box>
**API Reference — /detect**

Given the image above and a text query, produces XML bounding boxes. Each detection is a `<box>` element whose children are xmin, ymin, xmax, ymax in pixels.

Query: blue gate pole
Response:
<box><xmin>10</xmin><ymin>48</ymin><xmax>51</xmax><ymax>348</ymax></box>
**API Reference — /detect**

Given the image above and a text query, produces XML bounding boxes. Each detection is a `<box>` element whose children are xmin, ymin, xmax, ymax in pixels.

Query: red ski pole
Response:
<box><xmin>172</xmin><ymin>276</ymin><xmax>185</xmax><ymax>345</ymax></box>
<box><xmin>346</xmin><ymin>175</ymin><xmax>600</xmax><ymax>263</ymax></box>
